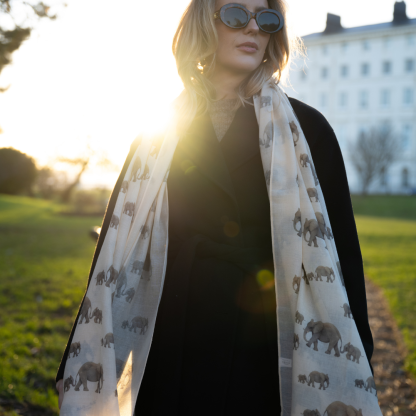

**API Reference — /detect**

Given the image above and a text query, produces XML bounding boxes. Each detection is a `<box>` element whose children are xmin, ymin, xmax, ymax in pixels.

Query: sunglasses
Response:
<box><xmin>214</xmin><ymin>3</ymin><xmax>284</xmax><ymax>34</ymax></box>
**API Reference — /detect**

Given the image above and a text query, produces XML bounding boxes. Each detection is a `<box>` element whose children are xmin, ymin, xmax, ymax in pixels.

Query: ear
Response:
<box><xmin>313</xmin><ymin>321</ymin><xmax>323</xmax><ymax>333</ymax></box>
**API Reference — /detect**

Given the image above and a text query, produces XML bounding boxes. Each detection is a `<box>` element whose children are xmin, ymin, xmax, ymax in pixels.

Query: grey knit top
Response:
<box><xmin>208</xmin><ymin>99</ymin><xmax>238</xmax><ymax>142</ymax></box>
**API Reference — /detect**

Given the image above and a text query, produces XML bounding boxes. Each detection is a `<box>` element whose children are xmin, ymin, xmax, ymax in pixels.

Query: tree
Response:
<box><xmin>348</xmin><ymin>126</ymin><xmax>402</xmax><ymax>195</ymax></box>
<box><xmin>0</xmin><ymin>147</ymin><xmax>37</xmax><ymax>194</ymax></box>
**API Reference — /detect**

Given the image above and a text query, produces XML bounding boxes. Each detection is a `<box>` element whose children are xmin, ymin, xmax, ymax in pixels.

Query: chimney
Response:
<box><xmin>324</xmin><ymin>13</ymin><xmax>343</xmax><ymax>34</ymax></box>
<box><xmin>393</xmin><ymin>1</ymin><xmax>409</xmax><ymax>24</ymax></box>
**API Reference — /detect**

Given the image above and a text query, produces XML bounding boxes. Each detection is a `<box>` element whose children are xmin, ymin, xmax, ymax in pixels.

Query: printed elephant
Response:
<box><xmin>292</xmin><ymin>275</ymin><xmax>301</xmax><ymax>294</ymax></box>
<box><xmin>323</xmin><ymin>401</ymin><xmax>363</xmax><ymax>416</ymax></box>
<box><xmin>307</xmin><ymin>371</ymin><xmax>329</xmax><ymax>390</ymax></box>
<box><xmin>294</xmin><ymin>333</ymin><xmax>300</xmax><ymax>350</ymax></box>
<box><xmin>74</xmin><ymin>362</ymin><xmax>104</xmax><ymax>393</ymax></box>
<box><xmin>78</xmin><ymin>296</ymin><xmax>92</xmax><ymax>324</ymax></box>
<box><xmin>365</xmin><ymin>376</ymin><xmax>377</xmax><ymax>395</ymax></box>
<box><xmin>260</xmin><ymin>95</ymin><xmax>272</xmax><ymax>108</ymax></box>
<box><xmin>115</xmin><ymin>270</ymin><xmax>128</xmax><ymax>298</ymax></box>
<box><xmin>101</xmin><ymin>332</ymin><xmax>114</xmax><ymax>349</ymax></box>
<box><xmin>110</xmin><ymin>215</ymin><xmax>119</xmax><ymax>230</ymax></box>
<box><xmin>130</xmin><ymin>156</ymin><xmax>142</xmax><ymax>182</ymax></box>
<box><xmin>336</xmin><ymin>261</ymin><xmax>345</xmax><ymax>287</ymax></box>
<box><xmin>140</xmin><ymin>224</ymin><xmax>150</xmax><ymax>239</ymax></box>
<box><xmin>303</xmin><ymin>218</ymin><xmax>326</xmax><ymax>248</ymax></box>
<box><xmin>315</xmin><ymin>212</ymin><xmax>332</xmax><ymax>240</ymax></box>
<box><xmin>131</xmin><ymin>260</ymin><xmax>144</xmax><ymax>275</ymax></box>
<box><xmin>64</xmin><ymin>375</ymin><xmax>74</xmax><ymax>392</ymax></box>
<box><xmin>128</xmin><ymin>316</ymin><xmax>148</xmax><ymax>334</ymax></box>
<box><xmin>341</xmin><ymin>303</ymin><xmax>353</xmax><ymax>319</ymax></box>
<box><xmin>120</xmin><ymin>180</ymin><xmax>129</xmax><ymax>193</ymax></box>
<box><xmin>340</xmin><ymin>342</ymin><xmax>361</xmax><ymax>363</ymax></box>
<box><xmin>295</xmin><ymin>310</ymin><xmax>305</xmax><ymax>325</ymax></box>
<box><xmin>260</xmin><ymin>120</ymin><xmax>273</xmax><ymax>148</ymax></box>
<box><xmin>298</xmin><ymin>374</ymin><xmax>307</xmax><ymax>384</ymax></box>
<box><xmin>315</xmin><ymin>266</ymin><xmax>335</xmax><ymax>283</ymax></box>
<box><xmin>142</xmin><ymin>251</ymin><xmax>153</xmax><ymax>280</ymax></box>
<box><xmin>300</xmin><ymin>154</ymin><xmax>319</xmax><ymax>185</ymax></box>
<box><xmin>138</xmin><ymin>164</ymin><xmax>150</xmax><ymax>180</ymax></box>
<box><xmin>69</xmin><ymin>342</ymin><xmax>81</xmax><ymax>358</ymax></box>
<box><xmin>304</xmin><ymin>319</ymin><xmax>343</xmax><ymax>357</ymax></box>
<box><xmin>105</xmin><ymin>265</ymin><xmax>119</xmax><ymax>287</ymax></box>
<box><xmin>307</xmin><ymin>272</ymin><xmax>314</xmax><ymax>282</ymax></box>
<box><xmin>121</xmin><ymin>320</ymin><xmax>129</xmax><ymax>329</ymax></box>
<box><xmin>293</xmin><ymin>208</ymin><xmax>302</xmax><ymax>237</ymax></box>
<box><xmin>123</xmin><ymin>288</ymin><xmax>135</xmax><ymax>303</ymax></box>
<box><xmin>123</xmin><ymin>202</ymin><xmax>135</xmax><ymax>217</ymax></box>
<box><xmin>307</xmin><ymin>187</ymin><xmax>319</xmax><ymax>202</ymax></box>
<box><xmin>289</xmin><ymin>121</ymin><xmax>299</xmax><ymax>146</ymax></box>
<box><xmin>95</xmin><ymin>270</ymin><xmax>105</xmax><ymax>285</ymax></box>
<box><xmin>355</xmin><ymin>379</ymin><xmax>365</xmax><ymax>388</ymax></box>
<box><xmin>90</xmin><ymin>307</ymin><xmax>102</xmax><ymax>324</ymax></box>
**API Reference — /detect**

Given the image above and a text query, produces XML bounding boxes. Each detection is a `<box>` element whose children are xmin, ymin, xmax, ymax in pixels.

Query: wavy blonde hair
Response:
<box><xmin>172</xmin><ymin>0</ymin><xmax>300</xmax><ymax>132</ymax></box>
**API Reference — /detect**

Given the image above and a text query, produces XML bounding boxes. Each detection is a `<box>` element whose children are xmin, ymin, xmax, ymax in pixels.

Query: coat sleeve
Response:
<box><xmin>290</xmin><ymin>98</ymin><xmax>375</xmax><ymax>377</ymax></box>
<box><xmin>55</xmin><ymin>138</ymin><xmax>140</xmax><ymax>382</ymax></box>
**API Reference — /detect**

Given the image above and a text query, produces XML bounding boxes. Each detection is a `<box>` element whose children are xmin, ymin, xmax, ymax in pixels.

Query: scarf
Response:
<box><xmin>60</xmin><ymin>78</ymin><xmax>382</xmax><ymax>416</ymax></box>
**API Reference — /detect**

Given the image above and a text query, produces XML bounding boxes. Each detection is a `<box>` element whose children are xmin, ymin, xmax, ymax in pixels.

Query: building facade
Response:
<box><xmin>288</xmin><ymin>1</ymin><xmax>416</xmax><ymax>194</ymax></box>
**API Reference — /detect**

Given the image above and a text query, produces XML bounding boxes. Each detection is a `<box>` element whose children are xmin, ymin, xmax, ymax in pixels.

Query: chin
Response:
<box><xmin>224</xmin><ymin>56</ymin><xmax>263</xmax><ymax>74</ymax></box>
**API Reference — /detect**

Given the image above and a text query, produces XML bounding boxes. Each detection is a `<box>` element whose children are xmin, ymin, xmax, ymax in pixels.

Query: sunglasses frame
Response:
<box><xmin>214</xmin><ymin>3</ymin><xmax>284</xmax><ymax>34</ymax></box>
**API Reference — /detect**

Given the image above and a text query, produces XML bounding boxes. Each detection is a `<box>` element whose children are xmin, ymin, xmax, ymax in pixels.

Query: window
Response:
<box><xmin>339</xmin><ymin>92</ymin><xmax>348</xmax><ymax>108</ymax></box>
<box><xmin>321</xmin><ymin>67</ymin><xmax>329</xmax><ymax>79</ymax></box>
<box><xmin>402</xmin><ymin>168</ymin><xmax>409</xmax><ymax>187</ymax></box>
<box><xmin>381</xmin><ymin>89</ymin><xmax>391</xmax><ymax>107</ymax></box>
<box><xmin>405</xmin><ymin>59</ymin><xmax>414</xmax><ymax>72</ymax></box>
<box><xmin>359</xmin><ymin>91</ymin><xmax>369</xmax><ymax>109</ymax></box>
<box><xmin>340</xmin><ymin>65</ymin><xmax>348</xmax><ymax>78</ymax></box>
<box><xmin>407</xmin><ymin>35</ymin><xmax>416</xmax><ymax>46</ymax></box>
<box><xmin>361</xmin><ymin>63</ymin><xmax>370</xmax><ymax>76</ymax></box>
<box><xmin>382</xmin><ymin>61</ymin><xmax>392</xmax><ymax>74</ymax></box>
<box><xmin>401</xmin><ymin>124</ymin><xmax>412</xmax><ymax>150</ymax></box>
<box><xmin>320</xmin><ymin>93</ymin><xmax>327</xmax><ymax>108</ymax></box>
<box><xmin>403</xmin><ymin>88</ymin><xmax>414</xmax><ymax>105</ymax></box>
<box><xmin>362</xmin><ymin>40</ymin><xmax>370</xmax><ymax>50</ymax></box>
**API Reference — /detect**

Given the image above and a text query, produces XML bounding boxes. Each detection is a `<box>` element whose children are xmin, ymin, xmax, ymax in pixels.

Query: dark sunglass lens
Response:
<box><xmin>258</xmin><ymin>12</ymin><xmax>280</xmax><ymax>33</ymax></box>
<box><xmin>223</xmin><ymin>7</ymin><xmax>248</xmax><ymax>28</ymax></box>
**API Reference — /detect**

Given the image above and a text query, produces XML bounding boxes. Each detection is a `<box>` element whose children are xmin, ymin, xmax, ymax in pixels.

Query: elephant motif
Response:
<box><xmin>115</xmin><ymin>269</ymin><xmax>128</xmax><ymax>298</ymax></box>
<box><xmin>78</xmin><ymin>296</ymin><xmax>92</xmax><ymax>324</ymax></box>
<box><xmin>355</xmin><ymin>379</ymin><xmax>365</xmax><ymax>388</ymax></box>
<box><xmin>95</xmin><ymin>270</ymin><xmax>105</xmax><ymax>285</ymax></box>
<box><xmin>141</xmin><ymin>250</ymin><xmax>152</xmax><ymax>280</ymax></box>
<box><xmin>304</xmin><ymin>319</ymin><xmax>343</xmax><ymax>357</ymax></box>
<box><xmin>131</xmin><ymin>260</ymin><xmax>144</xmax><ymax>275</ymax></box>
<box><xmin>300</xmin><ymin>153</ymin><xmax>319</xmax><ymax>185</ymax></box>
<box><xmin>138</xmin><ymin>164</ymin><xmax>150</xmax><ymax>180</ymax></box>
<box><xmin>101</xmin><ymin>332</ymin><xmax>114</xmax><ymax>349</ymax></box>
<box><xmin>123</xmin><ymin>288</ymin><xmax>135</xmax><ymax>303</ymax></box>
<box><xmin>315</xmin><ymin>266</ymin><xmax>335</xmax><ymax>283</ymax></box>
<box><xmin>64</xmin><ymin>375</ymin><xmax>74</xmax><ymax>392</ymax></box>
<box><xmin>292</xmin><ymin>275</ymin><xmax>301</xmax><ymax>294</ymax></box>
<box><xmin>293</xmin><ymin>208</ymin><xmax>302</xmax><ymax>237</ymax></box>
<box><xmin>123</xmin><ymin>202</ymin><xmax>135</xmax><ymax>217</ymax></box>
<box><xmin>307</xmin><ymin>187</ymin><xmax>319</xmax><ymax>202</ymax></box>
<box><xmin>302</xmin><ymin>410</ymin><xmax>321</xmax><ymax>416</ymax></box>
<box><xmin>365</xmin><ymin>376</ymin><xmax>377</xmax><ymax>395</ymax></box>
<box><xmin>336</xmin><ymin>261</ymin><xmax>345</xmax><ymax>287</ymax></box>
<box><xmin>340</xmin><ymin>342</ymin><xmax>361</xmax><ymax>363</ymax></box>
<box><xmin>105</xmin><ymin>265</ymin><xmax>119</xmax><ymax>287</ymax></box>
<box><xmin>260</xmin><ymin>96</ymin><xmax>272</xmax><ymax>108</ymax></box>
<box><xmin>323</xmin><ymin>401</ymin><xmax>363</xmax><ymax>416</ymax></box>
<box><xmin>341</xmin><ymin>303</ymin><xmax>353</xmax><ymax>319</ymax></box>
<box><xmin>298</xmin><ymin>374</ymin><xmax>307</xmax><ymax>383</ymax></box>
<box><xmin>303</xmin><ymin>218</ymin><xmax>326</xmax><ymax>248</ymax></box>
<box><xmin>110</xmin><ymin>215</ymin><xmax>119</xmax><ymax>230</ymax></box>
<box><xmin>90</xmin><ymin>307</ymin><xmax>102</xmax><ymax>324</ymax></box>
<box><xmin>265</xmin><ymin>169</ymin><xmax>271</xmax><ymax>186</ymax></box>
<box><xmin>260</xmin><ymin>120</ymin><xmax>273</xmax><ymax>148</ymax></box>
<box><xmin>295</xmin><ymin>310</ymin><xmax>305</xmax><ymax>325</ymax></box>
<box><xmin>289</xmin><ymin>121</ymin><xmax>299</xmax><ymax>146</ymax></box>
<box><xmin>307</xmin><ymin>371</ymin><xmax>329</xmax><ymax>390</ymax></box>
<box><xmin>294</xmin><ymin>333</ymin><xmax>300</xmax><ymax>350</ymax></box>
<box><xmin>121</xmin><ymin>320</ymin><xmax>129</xmax><ymax>329</ymax></box>
<box><xmin>315</xmin><ymin>212</ymin><xmax>333</xmax><ymax>240</ymax></box>
<box><xmin>140</xmin><ymin>224</ymin><xmax>150</xmax><ymax>239</ymax></box>
<box><xmin>307</xmin><ymin>272</ymin><xmax>315</xmax><ymax>282</ymax></box>
<box><xmin>120</xmin><ymin>180</ymin><xmax>129</xmax><ymax>193</ymax></box>
<box><xmin>128</xmin><ymin>316</ymin><xmax>148</xmax><ymax>334</ymax></box>
<box><xmin>74</xmin><ymin>362</ymin><xmax>104</xmax><ymax>393</ymax></box>
<box><xmin>130</xmin><ymin>156</ymin><xmax>142</xmax><ymax>182</ymax></box>
<box><xmin>69</xmin><ymin>342</ymin><xmax>81</xmax><ymax>358</ymax></box>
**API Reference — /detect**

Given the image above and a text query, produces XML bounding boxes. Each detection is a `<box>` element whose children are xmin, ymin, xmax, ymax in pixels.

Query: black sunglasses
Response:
<box><xmin>214</xmin><ymin>3</ymin><xmax>284</xmax><ymax>34</ymax></box>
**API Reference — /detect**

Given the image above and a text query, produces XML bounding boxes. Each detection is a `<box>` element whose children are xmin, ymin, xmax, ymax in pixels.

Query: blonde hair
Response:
<box><xmin>172</xmin><ymin>0</ymin><xmax>300</xmax><ymax>132</ymax></box>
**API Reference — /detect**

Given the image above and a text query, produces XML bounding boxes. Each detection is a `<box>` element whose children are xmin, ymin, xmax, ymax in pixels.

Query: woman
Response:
<box><xmin>56</xmin><ymin>1</ymin><xmax>379</xmax><ymax>415</ymax></box>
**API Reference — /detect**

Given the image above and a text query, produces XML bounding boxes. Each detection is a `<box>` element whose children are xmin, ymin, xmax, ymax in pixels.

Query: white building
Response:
<box><xmin>288</xmin><ymin>1</ymin><xmax>416</xmax><ymax>194</ymax></box>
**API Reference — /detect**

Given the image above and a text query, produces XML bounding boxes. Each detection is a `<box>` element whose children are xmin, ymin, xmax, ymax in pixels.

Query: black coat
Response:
<box><xmin>56</xmin><ymin>97</ymin><xmax>374</xmax><ymax>416</ymax></box>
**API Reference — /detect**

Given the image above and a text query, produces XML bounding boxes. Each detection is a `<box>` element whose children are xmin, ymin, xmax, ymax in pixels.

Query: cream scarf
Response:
<box><xmin>60</xmin><ymin>79</ymin><xmax>382</xmax><ymax>416</ymax></box>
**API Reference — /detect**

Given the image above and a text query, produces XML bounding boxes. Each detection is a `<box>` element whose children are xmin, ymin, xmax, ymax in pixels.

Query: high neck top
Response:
<box><xmin>208</xmin><ymin>99</ymin><xmax>238</xmax><ymax>142</ymax></box>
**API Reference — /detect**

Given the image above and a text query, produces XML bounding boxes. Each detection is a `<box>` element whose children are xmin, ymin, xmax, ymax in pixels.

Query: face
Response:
<box><xmin>214</xmin><ymin>0</ymin><xmax>271</xmax><ymax>76</ymax></box>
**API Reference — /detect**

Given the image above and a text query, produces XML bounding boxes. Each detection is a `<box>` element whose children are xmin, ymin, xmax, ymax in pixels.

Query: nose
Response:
<box><xmin>244</xmin><ymin>15</ymin><xmax>260</xmax><ymax>34</ymax></box>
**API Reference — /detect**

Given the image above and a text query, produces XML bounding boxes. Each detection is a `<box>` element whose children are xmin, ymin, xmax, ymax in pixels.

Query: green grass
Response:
<box><xmin>0</xmin><ymin>194</ymin><xmax>415</xmax><ymax>413</ymax></box>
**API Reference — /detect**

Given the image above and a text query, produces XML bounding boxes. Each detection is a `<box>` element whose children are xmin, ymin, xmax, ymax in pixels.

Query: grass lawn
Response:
<box><xmin>0</xmin><ymin>194</ymin><xmax>415</xmax><ymax>414</ymax></box>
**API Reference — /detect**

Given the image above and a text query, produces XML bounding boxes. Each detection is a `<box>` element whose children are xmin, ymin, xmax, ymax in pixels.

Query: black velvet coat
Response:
<box><xmin>56</xmin><ymin>97</ymin><xmax>374</xmax><ymax>416</ymax></box>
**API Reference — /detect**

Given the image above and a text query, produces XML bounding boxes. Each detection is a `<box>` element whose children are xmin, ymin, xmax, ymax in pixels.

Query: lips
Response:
<box><xmin>236</xmin><ymin>42</ymin><xmax>259</xmax><ymax>53</ymax></box>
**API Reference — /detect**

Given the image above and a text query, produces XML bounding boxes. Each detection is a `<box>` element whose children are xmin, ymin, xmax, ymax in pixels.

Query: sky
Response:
<box><xmin>0</xmin><ymin>0</ymin><xmax>414</xmax><ymax>187</ymax></box>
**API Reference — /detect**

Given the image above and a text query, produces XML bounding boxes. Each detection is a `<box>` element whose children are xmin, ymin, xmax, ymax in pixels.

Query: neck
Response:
<box><xmin>209</xmin><ymin>66</ymin><xmax>249</xmax><ymax>100</ymax></box>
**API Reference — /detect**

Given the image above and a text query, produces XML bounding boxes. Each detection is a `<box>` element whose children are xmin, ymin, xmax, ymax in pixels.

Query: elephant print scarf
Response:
<box><xmin>59</xmin><ymin>78</ymin><xmax>382</xmax><ymax>416</ymax></box>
